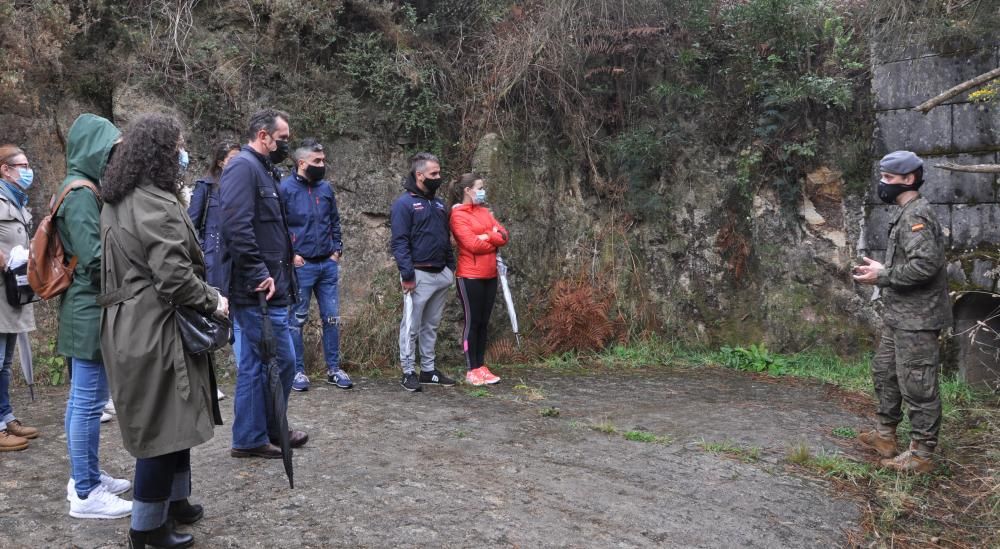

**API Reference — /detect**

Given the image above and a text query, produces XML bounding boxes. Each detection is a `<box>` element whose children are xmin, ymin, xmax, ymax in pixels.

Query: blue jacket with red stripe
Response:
<box><xmin>279</xmin><ymin>172</ymin><xmax>343</xmax><ymax>259</ymax></box>
<box><xmin>390</xmin><ymin>174</ymin><xmax>455</xmax><ymax>282</ymax></box>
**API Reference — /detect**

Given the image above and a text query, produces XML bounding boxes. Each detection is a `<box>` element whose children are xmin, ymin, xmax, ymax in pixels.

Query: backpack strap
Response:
<box><xmin>49</xmin><ymin>180</ymin><xmax>100</xmax><ymax>215</ymax></box>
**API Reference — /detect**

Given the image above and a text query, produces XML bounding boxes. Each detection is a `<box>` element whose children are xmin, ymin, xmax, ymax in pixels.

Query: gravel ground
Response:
<box><xmin>0</xmin><ymin>366</ymin><xmax>867</xmax><ymax>548</ymax></box>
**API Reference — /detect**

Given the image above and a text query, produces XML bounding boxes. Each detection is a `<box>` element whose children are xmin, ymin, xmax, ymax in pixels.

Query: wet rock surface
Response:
<box><xmin>0</xmin><ymin>367</ymin><xmax>866</xmax><ymax>548</ymax></box>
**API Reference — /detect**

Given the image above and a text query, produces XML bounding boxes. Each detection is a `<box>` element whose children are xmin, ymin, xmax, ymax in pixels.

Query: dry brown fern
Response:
<box><xmin>541</xmin><ymin>277</ymin><xmax>615</xmax><ymax>353</ymax></box>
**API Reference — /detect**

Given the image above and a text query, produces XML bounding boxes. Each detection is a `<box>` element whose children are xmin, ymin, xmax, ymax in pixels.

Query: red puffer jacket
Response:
<box><xmin>450</xmin><ymin>203</ymin><xmax>509</xmax><ymax>279</ymax></box>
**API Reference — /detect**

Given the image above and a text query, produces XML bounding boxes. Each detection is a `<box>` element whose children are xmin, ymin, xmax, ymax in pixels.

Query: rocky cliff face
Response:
<box><xmin>5</xmin><ymin>1</ymin><xmax>995</xmax><ymax>374</ymax></box>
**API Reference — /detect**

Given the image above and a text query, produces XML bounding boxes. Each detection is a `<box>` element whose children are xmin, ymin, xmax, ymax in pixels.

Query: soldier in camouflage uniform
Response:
<box><xmin>852</xmin><ymin>151</ymin><xmax>951</xmax><ymax>474</ymax></box>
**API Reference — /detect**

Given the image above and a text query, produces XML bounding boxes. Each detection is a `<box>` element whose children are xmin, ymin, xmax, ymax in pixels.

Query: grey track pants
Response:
<box><xmin>399</xmin><ymin>267</ymin><xmax>454</xmax><ymax>373</ymax></box>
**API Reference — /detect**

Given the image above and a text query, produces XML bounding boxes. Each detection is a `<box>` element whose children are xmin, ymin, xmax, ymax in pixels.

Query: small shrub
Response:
<box><xmin>832</xmin><ymin>426</ymin><xmax>857</xmax><ymax>439</ymax></box>
<box><xmin>539</xmin><ymin>407</ymin><xmax>560</xmax><ymax>417</ymax></box>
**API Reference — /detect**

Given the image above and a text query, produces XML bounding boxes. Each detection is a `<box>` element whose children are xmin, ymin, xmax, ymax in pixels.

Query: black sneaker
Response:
<box><xmin>419</xmin><ymin>369</ymin><xmax>456</xmax><ymax>386</ymax></box>
<box><xmin>400</xmin><ymin>372</ymin><xmax>422</xmax><ymax>392</ymax></box>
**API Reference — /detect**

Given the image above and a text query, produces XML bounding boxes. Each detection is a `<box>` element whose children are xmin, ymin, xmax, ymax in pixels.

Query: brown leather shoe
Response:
<box><xmin>858</xmin><ymin>428</ymin><xmax>897</xmax><ymax>458</ymax></box>
<box><xmin>270</xmin><ymin>430</ymin><xmax>309</xmax><ymax>449</ymax></box>
<box><xmin>6</xmin><ymin>419</ymin><xmax>38</xmax><ymax>440</ymax></box>
<box><xmin>0</xmin><ymin>429</ymin><xmax>29</xmax><ymax>452</ymax></box>
<box><xmin>230</xmin><ymin>443</ymin><xmax>282</xmax><ymax>459</ymax></box>
<box><xmin>880</xmin><ymin>442</ymin><xmax>934</xmax><ymax>474</ymax></box>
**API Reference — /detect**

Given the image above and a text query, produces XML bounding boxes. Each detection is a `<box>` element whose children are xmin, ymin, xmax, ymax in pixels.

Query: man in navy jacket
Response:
<box><xmin>220</xmin><ymin>108</ymin><xmax>307</xmax><ymax>458</ymax></box>
<box><xmin>279</xmin><ymin>138</ymin><xmax>351</xmax><ymax>392</ymax></box>
<box><xmin>390</xmin><ymin>152</ymin><xmax>456</xmax><ymax>392</ymax></box>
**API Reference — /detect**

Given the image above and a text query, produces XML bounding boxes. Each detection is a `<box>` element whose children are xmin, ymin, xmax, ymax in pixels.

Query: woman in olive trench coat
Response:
<box><xmin>99</xmin><ymin>114</ymin><xmax>227</xmax><ymax>548</ymax></box>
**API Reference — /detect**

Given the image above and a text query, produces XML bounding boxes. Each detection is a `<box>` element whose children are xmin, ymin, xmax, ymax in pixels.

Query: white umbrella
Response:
<box><xmin>496</xmin><ymin>255</ymin><xmax>521</xmax><ymax>347</ymax></box>
<box><xmin>402</xmin><ymin>291</ymin><xmax>414</xmax><ymax>357</ymax></box>
<box><xmin>16</xmin><ymin>332</ymin><xmax>34</xmax><ymax>401</ymax></box>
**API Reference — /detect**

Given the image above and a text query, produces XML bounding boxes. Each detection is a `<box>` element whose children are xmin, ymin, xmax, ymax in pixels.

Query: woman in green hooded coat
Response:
<box><xmin>99</xmin><ymin>113</ymin><xmax>227</xmax><ymax>548</ymax></box>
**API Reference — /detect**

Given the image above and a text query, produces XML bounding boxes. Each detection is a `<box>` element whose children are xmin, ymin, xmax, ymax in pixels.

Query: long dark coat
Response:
<box><xmin>99</xmin><ymin>181</ymin><xmax>222</xmax><ymax>459</ymax></box>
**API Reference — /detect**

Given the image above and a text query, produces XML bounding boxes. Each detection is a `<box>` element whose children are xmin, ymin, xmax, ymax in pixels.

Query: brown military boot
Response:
<box><xmin>0</xmin><ymin>429</ymin><xmax>29</xmax><ymax>452</ymax></box>
<box><xmin>857</xmin><ymin>428</ymin><xmax>897</xmax><ymax>458</ymax></box>
<box><xmin>5</xmin><ymin>419</ymin><xmax>38</xmax><ymax>439</ymax></box>
<box><xmin>880</xmin><ymin>441</ymin><xmax>934</xmax><ymax>474</ymax></box>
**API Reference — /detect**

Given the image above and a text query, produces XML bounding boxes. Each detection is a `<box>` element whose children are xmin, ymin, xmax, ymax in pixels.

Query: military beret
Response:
<box><xmin>879</xmin><ymin>150</ymin><xmax>923</xmax><ymax>175</ymax></box>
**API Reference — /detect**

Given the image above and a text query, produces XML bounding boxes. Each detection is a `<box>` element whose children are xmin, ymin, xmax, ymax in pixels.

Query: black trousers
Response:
<box><xmin>456</xmin><ymin>277</ymin><xmax>498</xmax><ymax>370</ymax></box>
<box><xmin>134</xmin><ymin>449</ymin><xmax>190</xmax><ymax>502</ymax></box>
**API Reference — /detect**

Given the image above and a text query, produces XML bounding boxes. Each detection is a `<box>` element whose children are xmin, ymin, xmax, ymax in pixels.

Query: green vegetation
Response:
<box><xmin>831</xmin><ymin>426</ymin><xmax>857</xmax><ymax>439</ymax></box>
<box><xmin>700</xmin><ymin>438</ymin><xmax>761</xmax><ymax>463</ymax></box>
<box><xmin>467</xmin><ymin>388</ymin><xmax>491</xmax><ymax>398</ymax></box>
<box><xmin>539</xmin><ymin>407</ymin><xmax>560</xmax><ymax>418</ymax></box>
<box><xmin>624</xmin><ymin>430</ymin><xmax>671</xmax><ymax>444</ymax></box>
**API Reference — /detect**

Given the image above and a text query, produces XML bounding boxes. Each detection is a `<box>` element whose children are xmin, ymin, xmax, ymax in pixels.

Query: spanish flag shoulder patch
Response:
<box><xmin>911</xmin><ymin>223</ymin><xmax>925</xmax><ymax>232</ymax></box>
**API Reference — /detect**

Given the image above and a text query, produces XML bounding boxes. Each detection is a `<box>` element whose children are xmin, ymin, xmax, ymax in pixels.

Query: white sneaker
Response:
<box><xmin>217</xmin><ymin>388</ymin><xmax>226</xmax><ymax>400</ymax></box>
<box><xmin>67</xmin><ymin>470</ymin><xmax>132</xmax><ymax>501</ymax></box>
<box><xmin>103</xmin><ymin>399</ymin><xmax>116</xmax><ymax>415</ymax></box>
<box><xmin>100</xmin><ymin>411</ymin><xmax>113</xmax><ymax>423</ymax></box>
<box><xmin>68</xmin><ymin>484</ymin><xmax>132</xmax><ymax>519</ymax></box>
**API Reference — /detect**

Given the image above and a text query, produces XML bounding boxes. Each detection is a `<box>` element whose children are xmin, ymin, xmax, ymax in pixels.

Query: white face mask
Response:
<box><xmin>473</xmin><ymin>189</ymin><xmax>486</xmax><ymax>205</ymax></box>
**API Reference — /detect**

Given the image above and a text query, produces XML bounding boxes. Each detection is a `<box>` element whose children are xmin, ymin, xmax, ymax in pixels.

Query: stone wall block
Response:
<box><xmin>862</xmin><ymin>205</ymin><xmax>894</xmax><ymax>250</ymax></box>
<box><xmin>874</xmin><ymin>107</ymin><xmax>952</xmax><ymax>156</ymax></box>
<box><xmin>952</xmin><ymin>102</ymin><xmax>1000</xmax><ymax>151</ymax></box>
<box><xmin>873</xmin><ymin>51</ymin><xmax>998</xmax><ymax>111</ymax></box>
<box><xmin>921</xmin><ymin>153</ymin><xmax>998</xmax><ymax>203</ymax></box>
<box><xmin>951</xmin><ymin>204</ymin><xmax>1000</xmax><ymax>249</ymax></box>
<box><xmin>971</xmin><ymin>259</ymin><xmax>998</xmax><ymax>290</ymax></box>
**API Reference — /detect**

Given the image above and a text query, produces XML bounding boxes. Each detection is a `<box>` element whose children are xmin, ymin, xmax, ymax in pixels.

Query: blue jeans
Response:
<box><xmin>0</xmin><ymin>333</ymin><xmax>20</xmax><ymax>430</ymax></box>
<box><xmin>290</xmin><ymin>259</ymin><xmax>341</xmax><ymax>374</ymax></box>
<box><xmin>65</xmin><ymin>357</ymin><xmax>110</xmax><ymax>498</ymax></box>
<box><xmin>231</xmin><ymin>304</ymin><xmax>295</xmax><ymax>449</ymax></box>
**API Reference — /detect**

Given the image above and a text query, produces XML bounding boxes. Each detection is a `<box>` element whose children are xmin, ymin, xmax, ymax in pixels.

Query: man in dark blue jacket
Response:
<box><xmin>390</xmin><ymin>152</ymin><xmax>456</xmax><ymax>392</ymax></box>
<box><xmin>279</xmin><ymin>138</ymin><xmax>351</xmax><ymax>392</ymax></box>
<box><xmin>220</xmin><ymin>108</ymin><xmax>307</xmax><ymax>458</ymax></box>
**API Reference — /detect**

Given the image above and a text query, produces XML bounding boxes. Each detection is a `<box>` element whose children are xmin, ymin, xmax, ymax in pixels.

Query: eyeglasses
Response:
<box><xmin>2</xmin><ymin>162</ymin><xmax>29</xmax><ymax>170</ymax></box>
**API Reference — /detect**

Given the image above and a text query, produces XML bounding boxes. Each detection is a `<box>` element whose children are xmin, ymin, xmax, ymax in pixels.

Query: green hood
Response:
<box><xmin>62</xmin><ymin>113</ymin><xmax>120</xmax><ymax>185</ymax></box>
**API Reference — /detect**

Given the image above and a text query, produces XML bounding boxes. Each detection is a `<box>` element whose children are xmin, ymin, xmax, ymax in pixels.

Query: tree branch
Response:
<box><xmin>913</xmin><ymin>66</ymin><xmax>1000</xmax><ymax>114</ymax></box>
<box><xmin>935</xmin><ymin>162</ymin><xmax>1000</xmax><ymax>173</ymax></box>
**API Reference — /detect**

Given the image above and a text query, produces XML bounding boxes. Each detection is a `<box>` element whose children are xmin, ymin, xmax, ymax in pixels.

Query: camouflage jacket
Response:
<box><xmin>876</xmin><ymin>195</ymin><xmax>951</xmax><ymax>330</ymax></box>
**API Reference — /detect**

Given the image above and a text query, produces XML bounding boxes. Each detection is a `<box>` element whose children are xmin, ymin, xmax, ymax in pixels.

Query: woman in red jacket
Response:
<box><xmin>449</xmin><ymin>173</ymin><xmax>509</xmax><ymax>386</ymax></box>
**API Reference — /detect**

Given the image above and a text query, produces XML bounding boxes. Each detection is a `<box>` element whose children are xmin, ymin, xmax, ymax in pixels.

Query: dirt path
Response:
<box><xmin>0</xmin><ymin>366</ymin><xmax>868</xmax><ymax>548</ymax></box>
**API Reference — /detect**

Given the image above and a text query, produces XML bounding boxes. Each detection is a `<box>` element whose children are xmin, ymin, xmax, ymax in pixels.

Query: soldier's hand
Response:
<box><xmin>851</xmin><ymin>256</ymin><xmax>883</xmax><ymax>285</ymax></box>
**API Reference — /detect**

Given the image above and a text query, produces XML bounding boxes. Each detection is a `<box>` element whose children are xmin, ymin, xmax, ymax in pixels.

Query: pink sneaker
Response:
<box><xmin>466</xmin><ymin>368</ymin><xmax>488</xmax><ymax>386</ymax></box>
<box><xmin>479</xmin><ymin>365</ymin><xmax>501</xmax><ymax>385</ymax></box>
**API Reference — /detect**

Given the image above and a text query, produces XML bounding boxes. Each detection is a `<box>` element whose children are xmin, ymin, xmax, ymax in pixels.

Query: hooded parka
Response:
<box><xmin>56</xmin><ymin>114</ymin><xmax>120</xmax><ymax>360</ymax></box>
<box><xmin>99</xmin><ymin>181</ymin><xmax>223</xmax><ymax>458</ymax></box>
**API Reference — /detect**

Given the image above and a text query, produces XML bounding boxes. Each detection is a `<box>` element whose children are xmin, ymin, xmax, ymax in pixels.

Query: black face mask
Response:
<box><xmin>422</xmin><ymin>176</ymin><xmax>443</xmax><ymax>193</ymax></box>
<box><xmin>304</xmin><ymin>164</ymin><xmax>326</xmax><ymax>182</ymax></box>
<box><xmin>269</xmin><ymin>139</ymin><xmax>290</xmax><ymax>164</ymax></box>
<box><xmin>877</xmin><ymin>179</ymin><xmax>921</xmax><ymax>204</ymax></box>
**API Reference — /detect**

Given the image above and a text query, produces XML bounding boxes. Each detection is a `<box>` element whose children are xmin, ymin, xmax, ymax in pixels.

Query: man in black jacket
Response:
<box><xmin>390</xmin><ymin>152</ymin><xmax>457</xmax><ymax>392</ymax></box>
<box><xmin>220</xmin><ymin>108</ymin><xmax>307</xmax><ymax>458</ymax></box>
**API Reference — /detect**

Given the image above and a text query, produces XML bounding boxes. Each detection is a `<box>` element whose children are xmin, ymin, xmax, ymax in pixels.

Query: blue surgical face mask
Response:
<box><xmin>473</xmin><ymin>189</ymin><xmax>487</xmax><ymax>205</ymax></box>
<box><xmin>15</xmin><ymin>168</ymin><xmax>33</xmax><ymax>190</ymax></box>
<box><xmin>178</xmin><ymin>149</ymin><xmax>190</xmax><ymax>173</ymax></box>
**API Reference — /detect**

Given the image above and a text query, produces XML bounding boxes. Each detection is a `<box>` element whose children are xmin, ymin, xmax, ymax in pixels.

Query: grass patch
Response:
<box><xmin>539</xmin><ymin>407</ymin><xmax>560</xmax><ymax>417</ymax></box>
<box><xmin>699</xmin><ymin>438</ymin><xmax>761</xmax><ymax>463</ymax></box>
<box><xmin>623</xmin><ymin>430</ymin><xmax>672</xmax><ymax>444</ymax></box>
<box><xmin>466</xmin><ymin>388</ymin><xmax>491</xmax><ymax>398</ymax></box>
<box><xmin>512</xmin><ymin>381</ymin><xmax>545</xmax><ymax>401</ymax></box>
<box><xmin>591</xmin><ymin>419</ymin><xmax>618</xmax><ymax>435</ymax></box>
<box><xmin>831</xmin><ymin>426</ymin><xmax>857</xmax><ymax>439</ymax></box>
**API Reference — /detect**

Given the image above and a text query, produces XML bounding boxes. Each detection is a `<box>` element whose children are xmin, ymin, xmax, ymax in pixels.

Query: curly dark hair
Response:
<box><xmin>101</xmin><ymin>113</ymin><xmax>183</xmax><ymax>204</ymax></box>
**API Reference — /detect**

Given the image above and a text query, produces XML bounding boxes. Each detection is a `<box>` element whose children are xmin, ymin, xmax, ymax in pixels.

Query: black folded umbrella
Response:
<box><xmin>258</xmin><ymin>292</ymin><xmax>293</xmax><ymax>488</ymax></box>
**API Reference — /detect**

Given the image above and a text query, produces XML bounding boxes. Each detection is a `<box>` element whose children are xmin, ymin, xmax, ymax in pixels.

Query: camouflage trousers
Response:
<box><xmin>870</xmin><ymin>326</ymin><xmax>942</xmax><ymax>454</ymax></box>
